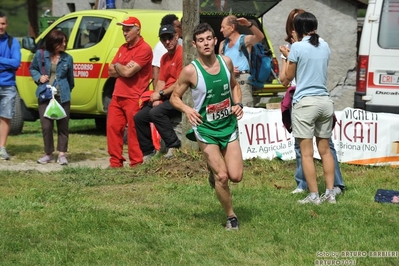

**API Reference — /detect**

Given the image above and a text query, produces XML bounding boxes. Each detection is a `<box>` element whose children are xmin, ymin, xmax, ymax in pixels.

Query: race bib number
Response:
<box><xmin>206</xmin><ymin>98</ymin><xmax>231</xmax><ymax>121</ymax></box>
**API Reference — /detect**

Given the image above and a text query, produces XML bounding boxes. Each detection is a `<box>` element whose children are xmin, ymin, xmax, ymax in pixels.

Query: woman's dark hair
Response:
<box><xmin>192</xmin><ymin>23</ymin><xmax>215</xmax><ymax>42</ymax></box>
<box><xmin>45</xmin><ymin>29</ymin><xmax>68</xmax><ymax>53</ymax></box>
<box><xmin>284</xmin><ymin>8</ymin><xmax>305</xmax><ymax>44</ymax></box>
<box><xmin>293</xmin><ymin>12</ymin><xmax>320</xmax><ymax>47</ymax></box>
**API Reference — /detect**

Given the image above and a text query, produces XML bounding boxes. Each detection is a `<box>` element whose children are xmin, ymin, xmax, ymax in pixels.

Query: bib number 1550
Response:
<box><xmin>206</xmin><ymin>98</ymin><xmax>231</xmax><ymax>122</ymax></box>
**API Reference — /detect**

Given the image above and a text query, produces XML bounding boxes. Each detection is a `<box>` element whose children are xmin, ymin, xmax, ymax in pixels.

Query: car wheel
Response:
<box><xmin>9</xmin><ymin>92</ymin><xmax>24</xmax><ymax>135</ymax></box>
<box><xmin>100</xmin><ymin>78</ymin><xmax>115</xmax><ymax>134</ymax></box>
<box><xmin>103</xmin><ymin>78</ymin><xmax>115</xmax><ymax>113</ymax></box>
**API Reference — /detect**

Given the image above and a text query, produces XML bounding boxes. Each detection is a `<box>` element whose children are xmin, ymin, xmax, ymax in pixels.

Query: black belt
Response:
<box><xmin>239</xmin><ymin>70</ymin><xmax>249</xmax><ymax>74</ymax></box>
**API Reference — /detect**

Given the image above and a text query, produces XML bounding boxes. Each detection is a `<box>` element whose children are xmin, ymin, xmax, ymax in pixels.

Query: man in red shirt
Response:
<box><xmin>134</xmin><ymin>24</ymin><xmax>182</xmax><ymax>161</ymax></box>
<box><xmin>107</xmin><ymin>17</ymin><xmax>153</xmax><ymax>168</ymax></box>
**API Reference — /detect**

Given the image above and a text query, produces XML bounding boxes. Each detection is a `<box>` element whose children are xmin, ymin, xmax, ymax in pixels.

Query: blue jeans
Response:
<box><xmin>0</xmin><ymin>86</ymin><xmax>17</xmax><ymax>119</ymax></box>
<box><xmin>294</xmin><ymin>138</ymin><xmax>345</xmax><ymax>190</ymax></box>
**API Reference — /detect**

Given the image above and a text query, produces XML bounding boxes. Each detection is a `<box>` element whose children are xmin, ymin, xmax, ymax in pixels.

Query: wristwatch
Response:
<box><xmin>159</xmin><ymin>90</ymin><xmax>164</xmax><ymax>98</ymax></box>
<box><xmin>235</xmin><ymin>102</ymin><xmax>244</xmax><ymax>109</ymax></box>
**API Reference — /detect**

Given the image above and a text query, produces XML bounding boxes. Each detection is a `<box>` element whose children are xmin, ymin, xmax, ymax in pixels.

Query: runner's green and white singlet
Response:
<box><xmin>186</xmin><ymin>55</ymin><xmax>238</xmax><ymax>145</ymax></box>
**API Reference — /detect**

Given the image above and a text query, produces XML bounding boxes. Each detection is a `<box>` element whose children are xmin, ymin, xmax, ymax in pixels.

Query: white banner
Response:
<box><xmin>238</xmin><ymin>107</ymin><xmax>295</xmax><ymax>161</ymax></box>
<box><xmin>238</xmin><ymin>107</ymin><xmax>399</xmax><ymax>166</ymax></box>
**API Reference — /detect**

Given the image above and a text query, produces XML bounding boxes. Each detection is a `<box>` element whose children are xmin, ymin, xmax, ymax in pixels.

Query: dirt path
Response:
<box><xmin>0</xmin><ymin>157</ymin><xmax>111</xmax><ymax>172</ymax></box>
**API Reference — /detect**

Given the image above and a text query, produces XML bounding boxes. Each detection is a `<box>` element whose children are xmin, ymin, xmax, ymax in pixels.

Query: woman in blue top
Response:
<box><xmin>30</xmin><ymin>30</ymin><xmax>74</xmax><ymax>165</ymax></box>
<box><xmin>280</xmin><ymin>12</ymin><xmax>335</xmax><ymax>205</ymax></box>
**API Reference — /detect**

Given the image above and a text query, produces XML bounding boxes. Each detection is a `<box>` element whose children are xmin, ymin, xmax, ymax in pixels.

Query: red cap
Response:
<box><xmin>117</xmin><ymin>17</ymin><xmax>141</xmax><ymax>28</ymax></box>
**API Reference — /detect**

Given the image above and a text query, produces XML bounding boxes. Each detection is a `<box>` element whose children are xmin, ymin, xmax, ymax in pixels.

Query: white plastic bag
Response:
<box><xmin>44</xmin><ymin>92</ymin><xmax>66</xmax><ymax>120</ymax></box>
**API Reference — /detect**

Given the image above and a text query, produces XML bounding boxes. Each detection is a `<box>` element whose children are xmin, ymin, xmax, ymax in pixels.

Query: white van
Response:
<box><xmin>355</xmin><ymin>0</ymin><xmax>399</xmax><ymax>113</ymax></box>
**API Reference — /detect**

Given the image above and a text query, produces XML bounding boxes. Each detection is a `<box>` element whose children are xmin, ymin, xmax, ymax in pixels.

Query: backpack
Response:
<box><xmin>223</xmin><ymin>35</ymin><xmax>272</xmax><ymax>90</ymax></box>
<box><xmin>7</xmin><ymin>35</ymin><xmax>13</xmax><ymax>50</ymax></box>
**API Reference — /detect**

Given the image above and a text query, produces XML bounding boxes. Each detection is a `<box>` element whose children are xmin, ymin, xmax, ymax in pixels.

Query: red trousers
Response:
<box><xmin>107</xmin><ymin>95</ymin><xmax>143</xmax><ymax>167</ymax></box>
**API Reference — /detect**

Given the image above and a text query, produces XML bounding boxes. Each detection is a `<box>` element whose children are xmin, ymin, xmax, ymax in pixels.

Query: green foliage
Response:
<box><xmin>358</xmin><ymin>9</ymin><xmax>367</xmax><ymax>17</ymax></box>
<box><xmin>1</xmin><ymin>0</ymin><xmax>51</xmax><ymax>36</ymax></box>
<box><xmin>358</xmin><ymin>0</ymin><xmax>368</xmax><ymax>17</ymax></box>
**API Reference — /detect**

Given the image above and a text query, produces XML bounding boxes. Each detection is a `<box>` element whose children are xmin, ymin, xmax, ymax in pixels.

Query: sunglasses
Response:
<box><xmin>160</xmin><ymin>34</ymin><xmax>175</xmax><ymax>42</ymax></box>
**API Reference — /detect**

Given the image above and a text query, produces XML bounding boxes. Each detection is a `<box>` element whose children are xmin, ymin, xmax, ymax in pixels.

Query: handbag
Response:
<box><xmin>38</xmin><ymin>84</ymin><xmax>52</xmax><ymax>103</ymax></box>
<box><xmin>38</xmin><ymin>49</ymin><xmax>53</xmax><ymax>103</ymax></box>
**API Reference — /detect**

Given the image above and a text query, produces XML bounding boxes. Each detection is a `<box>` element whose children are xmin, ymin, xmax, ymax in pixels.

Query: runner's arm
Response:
<box><xmin>170</xmin><ymin>65</ymin><xmax>203</xmax><ymax>126</ymax></box>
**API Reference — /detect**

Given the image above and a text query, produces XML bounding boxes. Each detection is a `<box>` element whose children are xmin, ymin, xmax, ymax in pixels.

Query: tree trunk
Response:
<box><xmin>27</xmin><ymin>0</ymin><xmax>39</xmax><ymax>38</ymax></box>
<box><xmin>181</xmin><ymin>0</ymin><xmax>200</xmax><ymax>150</ymax></box>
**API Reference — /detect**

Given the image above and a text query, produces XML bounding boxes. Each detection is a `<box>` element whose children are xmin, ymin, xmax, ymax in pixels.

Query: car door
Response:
<box><xmin>68</xmin><ymin>15</ymin><xmax>112</xmax><ymax>111</ymax></box>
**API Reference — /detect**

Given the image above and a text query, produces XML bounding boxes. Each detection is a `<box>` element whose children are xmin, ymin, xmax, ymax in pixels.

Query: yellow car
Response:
<box><xmin>12</xmin><ymin>3</ymin><xmax>284</xmax><ymax>134</ymax></box>
<box><xmin>15</xmin><ymin>9</ymin><xmax>175</xmax><ymax>133</ymax></box>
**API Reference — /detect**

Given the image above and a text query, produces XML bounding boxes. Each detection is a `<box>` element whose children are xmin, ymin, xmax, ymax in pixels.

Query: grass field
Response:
<box><xmin>6</xmin><ymin>119</ymin><xmax>108</xmax><ymax>164</ymax></box>
<box><xmin>0</xmin><ymin>119</ymin><xmax>398</xmax><ymax>265</ymax></box>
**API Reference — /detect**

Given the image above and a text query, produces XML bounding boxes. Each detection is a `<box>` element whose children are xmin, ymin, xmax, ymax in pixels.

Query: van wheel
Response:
<box><xmin>9</xmin><ymin>92</ymin><xmax>24</xmax><ymax>135</ymax></box>
<box><xmin>103</xmin><ymin>93</ymin><xmax>112</xmax><ymax>113</ymax></box>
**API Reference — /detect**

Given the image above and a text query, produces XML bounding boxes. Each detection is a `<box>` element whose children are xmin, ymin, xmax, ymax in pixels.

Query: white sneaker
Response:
<box><xmin>163</xmin><ymin>147</ymin><xmax>177</xmax><ymax>159</ymax></box>
<box><xmin>142</xmin><ymin>150</ymin><xmax>156</xmax><ymax>164</ymax></box>
<box><xmin>297</xmin><ymin>194</ymin><xmax>321</xmax><ymax>205</ymax></box>
<box><xmin>291</xmin><ymin>188</ymin><xmax>306</xmax><ymax>194</ymax></box>
<box><xmin>333</xmin><ymin>187</ymin><xmax>342</xmax><ymax>195</ymax></box>
<box><xmin>0</xmin><ymin>147</ymin><xmax>10</xmax><ymax>160</ymax></box>
<box><xmin>320</xmin><ymin>193</ymin><xmax>337</xmax><ymax>204</ymax></box>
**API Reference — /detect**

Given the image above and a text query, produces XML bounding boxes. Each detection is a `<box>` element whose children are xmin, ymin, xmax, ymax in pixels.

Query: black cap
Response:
<box><xmin>158</xmin><ymin>24</ymin><xmax>175</xmax><ymax>37</ymax></box>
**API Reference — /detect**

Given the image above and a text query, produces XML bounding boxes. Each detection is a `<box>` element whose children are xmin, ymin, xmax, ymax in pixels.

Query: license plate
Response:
<box><xmin>380</xmin><ymin>74</ymin><xmax>399</xmax><ymax>84</ymax></box>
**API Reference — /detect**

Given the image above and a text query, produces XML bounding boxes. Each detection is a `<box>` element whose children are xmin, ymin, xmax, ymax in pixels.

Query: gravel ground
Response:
<box><xmin>0</xmin><ymin>157</ymin><xmax>111</xmax><ymax>172</ymax></box>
